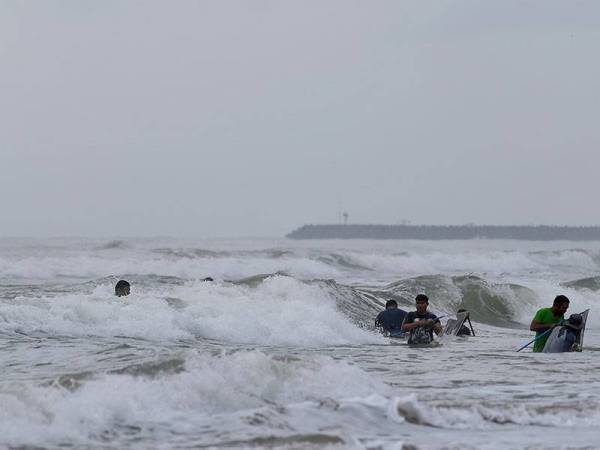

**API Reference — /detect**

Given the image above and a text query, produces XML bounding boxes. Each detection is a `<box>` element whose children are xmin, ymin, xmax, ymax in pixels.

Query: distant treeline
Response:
<box><xmin>286</xmin><ymin>224</ymin><xmax>600</xmax><ymax>240</ymax></box>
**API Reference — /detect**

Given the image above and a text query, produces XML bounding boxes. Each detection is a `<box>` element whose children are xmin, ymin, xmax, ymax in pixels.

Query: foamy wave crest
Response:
<box><xmin>333</xmin><ymin>250</ymin><xmax>538</xmax><ymax>277</ymax></box>
<box><xmin>0</xmin><ymin>350</ymin><xmax>390</xmax><ymax>448</ymax></box>
<box><xmin>562</xmin><ymin>276</ymin><xmax>600</xmax><ymax>291</ymax></box>
<box><xmin>0</xmin><ymin>252</ymin><xmax>339</xmax><ymax>282</ymax></box>
<box><xmin>393</xmin><ymin>394</ymin><xmax>600</xmax><ymax>429</ymax></box>
<box><xmin>0</xmin><ymin>276</ymin><xmax>383</xmax><ymax>346</ymax></box>
<box><xmin>330</xmin><ymin>247</ymin><xmax>600</xmax><ymax>278</ymax></box>
<box><xmin>528</xmin><ymin>248</ymin><xmax>599</xmax><ymax>272</ymax></box>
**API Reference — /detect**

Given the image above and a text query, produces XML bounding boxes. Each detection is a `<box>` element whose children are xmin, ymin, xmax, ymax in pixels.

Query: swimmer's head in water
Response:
<box><xmin>115</xmin><ymin>279</ymin><xmax>130</xmax><ymax>297</ymax></box>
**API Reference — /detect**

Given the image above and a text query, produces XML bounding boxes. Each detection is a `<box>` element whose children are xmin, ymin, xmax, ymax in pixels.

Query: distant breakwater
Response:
<box><xmin>286</xmin><ymin>224</ymin><xmax>600</xmax><ymax>240</ymax></box>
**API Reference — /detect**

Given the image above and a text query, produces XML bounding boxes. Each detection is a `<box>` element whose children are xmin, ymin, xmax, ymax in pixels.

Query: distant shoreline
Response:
<box><xmin>286</xmin><ymin>224</ymin><xmax>600</xmax><ymax>240</ymax></box>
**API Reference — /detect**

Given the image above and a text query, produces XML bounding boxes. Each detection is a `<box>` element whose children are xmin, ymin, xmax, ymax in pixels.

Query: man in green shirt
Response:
<box><xmin>529</xmin><ymin>295</ymin><xmax>570</xmax><ymax>352</ymax></box>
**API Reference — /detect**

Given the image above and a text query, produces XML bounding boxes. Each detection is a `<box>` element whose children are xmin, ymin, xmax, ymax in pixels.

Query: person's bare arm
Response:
<box><xmin>433</xmin><ymin>321</ymin><xmax>443</xmax><ymax>335</ymax></box>
<box><xmin>403</xmin><ymin>319</ymin><xmax>437</xmax><ymax>332</ymax></box>
<box><xmin>402</xmin><ymin>321</ymin><xmax>417</xmax><ymax>332</ymax></box>
<box><xmin>530</xmin><ymin>320</ymin><xmax>557</xmax><ymax>333</ymax></box>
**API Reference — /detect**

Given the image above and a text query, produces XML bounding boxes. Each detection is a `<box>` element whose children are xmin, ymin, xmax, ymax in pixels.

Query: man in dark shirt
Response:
<box><xmin>401</xmin><ymin>294</ymin><xmax>443</xmax><ymax>344</ymax></box>
<box><xmin>375</xmin><ymin>300</ymin><xmax>407</xmax><ymax>337</ymax></box>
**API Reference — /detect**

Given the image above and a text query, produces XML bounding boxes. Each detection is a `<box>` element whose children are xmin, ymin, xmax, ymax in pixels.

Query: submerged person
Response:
<box><xmin>529</xmin><ymin>295</ymin><xmax>569</xmax><ymax>352</ymax></box>
<box><xmin>115</xmin><ymin>279</ymin><xmax>131</xmax><ymax>297</ymax></box>
<box><xmin>401</xmin><ymin>294</ymin><xmax>443</xmax><ymax>344</ymax></box>
<box><xmin>542</xmin><ymin>313</ymin><xmax>584</xmax><ymax>353</ymax></box>
<box><xmin>375</xmin><ymin>300</ymin><xmax>407</xmax><ymax>337</ymax></box>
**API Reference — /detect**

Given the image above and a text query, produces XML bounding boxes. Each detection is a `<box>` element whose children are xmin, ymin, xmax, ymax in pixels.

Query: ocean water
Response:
<box><xmin>1</xmin><ymin>237</ymin><xmax>599</xmax><ymax>450</ymax></box>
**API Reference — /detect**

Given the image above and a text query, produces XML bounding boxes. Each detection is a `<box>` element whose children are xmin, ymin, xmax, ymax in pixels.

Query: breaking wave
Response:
<box><xmin>0</xmin><ymin>350</ymin><xmax>390</xmax><ymax>449</ymax></box>
<box><xmin>357</xmin><ymin>275</ymin><xmax>538</xmax><ymax>327</ymax></box>
<box><xmin>562</xmin><ymin>276</ymin><xmax>600</xmax><ymax>292</ymax></box>
<box><xmin>393</xmin><ymin>394</ymin><xmax>600</xmax><ymax>429</ymax></box>
<box><xmin>3</xmin><ymin>243</ymin><xmax>600</xmax><ymax>283</ymax></box>
<box><xmin>3</xmin><ymin>348</ymin><xmax>599</xmax><ymax>450</ymax></box>
<box><xmin>0</xmin><ymin>275</ymin><xmax>383</xmax><ymax>346</ymax></box>
<box><xmin>3</xmin><ymin>269</ymin><xmax>586</xmax><ymax>345</ymax></box>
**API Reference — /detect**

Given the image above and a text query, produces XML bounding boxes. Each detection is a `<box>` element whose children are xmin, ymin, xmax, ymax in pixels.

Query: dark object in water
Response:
<box><xmin>443</xmin><ymin>311</ymin><xmax>470</xmax><ymax>336</ymax></box>
<box><xmin>543</xmin><ymin>311</ymin><xmax>589</xmax><ymax>353</ymax></box>
<box><xmin>115</xmin><ymin>279</ymin><xmax>130</xmax><ymax>297</ymax></box>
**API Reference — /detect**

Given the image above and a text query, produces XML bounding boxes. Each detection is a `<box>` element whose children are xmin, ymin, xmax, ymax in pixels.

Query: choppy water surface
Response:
<box><xmin>1</xmin><ymin>238</ymin><xmax>599</xmax><ymax>449</ymax></box>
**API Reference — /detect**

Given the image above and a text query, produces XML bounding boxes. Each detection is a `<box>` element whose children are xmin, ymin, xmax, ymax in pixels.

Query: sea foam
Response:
<box><xmin>1</xmin><ymin>276</ymin><xmax>383</xmax><ymax>346</ymax></box>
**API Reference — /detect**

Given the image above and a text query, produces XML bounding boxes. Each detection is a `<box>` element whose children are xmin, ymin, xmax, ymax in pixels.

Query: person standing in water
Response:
<box><xmin>529</xmin><ymin>295</ymin><xmax>569</xmax><ymax>352</ymax></box>
<box><xmin>401</xmin><ymin>294</ymin><xmax>443</xmax><ymax>344</ymax></box>
<box><xmin>375</xmin><ymin>300</ymin><xmax>407</xmax><ymax>337</ymax></box>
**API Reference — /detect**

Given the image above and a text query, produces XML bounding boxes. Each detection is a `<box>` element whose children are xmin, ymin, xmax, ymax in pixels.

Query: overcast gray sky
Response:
<box><xmin>1</xmin><ymin>0</ymin><xmax>599</xmax><ymax>237</ymax></box>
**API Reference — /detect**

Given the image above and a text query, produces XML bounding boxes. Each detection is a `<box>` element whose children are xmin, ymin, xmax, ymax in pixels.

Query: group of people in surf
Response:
<box><xmin>375</xmin><ymin>293</ymin><xmax>586</xmax><ymax>352</ymax></box>
<box><xmin>375</xmin><ymin>294</ymin><xmax>472</xmax><ymax>345</ymax></box>
<box><xmin>116</xmin><ymin>278</ymin><xmax>584</xmax><ymax>353</ymax></box>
